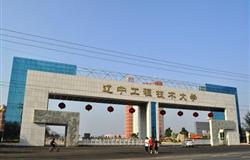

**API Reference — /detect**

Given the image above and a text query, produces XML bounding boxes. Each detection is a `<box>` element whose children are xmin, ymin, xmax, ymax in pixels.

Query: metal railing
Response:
<box><xmin>78</xmin><ymin>138</ymin><xmax>144</xmax><ymax>146</ymax></box>
<box><xmin>193</xmin><ymin>139</ymin><xmax>210</xmax><ymax>145</ymax></box>
<box><xmin>77</xmin><ymin>67</ymin><xmax>202</xmax><ymax>91</ymax></box>
<box><xmin>78</xmin><ymin>138</ymin><xmax>210</xmax><ymax>146</ymax></box>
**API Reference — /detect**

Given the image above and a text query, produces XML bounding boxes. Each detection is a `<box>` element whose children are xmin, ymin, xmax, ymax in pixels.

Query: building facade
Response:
<box><xmin>4</xmin><ymin>57</ymin><xmax>77</xmax><ymax>140</ymax></box>
<box><xmin>196</xmin><ymin>122</ymin><xmax>209</xmax><ymax>135</ymax></box>
<box><xmin>124</xmin><ymin>106</ymin><xmax>134</xmax><ymax>138</ymax></box>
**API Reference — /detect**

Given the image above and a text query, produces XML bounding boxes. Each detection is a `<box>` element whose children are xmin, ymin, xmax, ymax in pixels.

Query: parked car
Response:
<box><xmin>182</xmin><ymin>139</ymin><xmax>194</xmax><ymax>147</ymax></box>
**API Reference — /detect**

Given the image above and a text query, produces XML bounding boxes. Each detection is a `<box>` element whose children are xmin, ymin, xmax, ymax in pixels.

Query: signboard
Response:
<box><xmin>102</xmin><ymin>84</ymin><xmax>197</xmax><ymax>102</ymax></box>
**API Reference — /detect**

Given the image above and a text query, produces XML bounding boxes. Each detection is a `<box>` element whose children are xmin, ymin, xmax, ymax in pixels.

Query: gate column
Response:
<box><xmin>146</xmin><ymin>102</ymin><xmax>159</xmax><ymax>140</ymax></box>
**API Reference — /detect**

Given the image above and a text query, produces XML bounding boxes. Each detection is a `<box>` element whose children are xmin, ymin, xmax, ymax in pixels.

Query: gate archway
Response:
<box><xmin>19</xmin><ymin>70</ymin><xmax>240</xmax><ymax>146</ymax></box>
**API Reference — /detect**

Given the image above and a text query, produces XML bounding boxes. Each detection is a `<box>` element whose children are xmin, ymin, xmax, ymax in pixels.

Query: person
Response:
<box><xmin>144</xmin><ymin>137</ymin><xmax>149</xmax><ymax>152</ymax></box>
<box><xmin>49</xmin><ymin>138</ymin><xmax>59</xmax><ymax>152</ymax></box>
<box><xmin>148</xmin><ymin>137</ymin><xmax>153</xmax><ymax>154</ymax></box>
<box><xmin>154</xmin><ymin>138</ymin><xmax>159</xmax><ymax>154</ymax></box>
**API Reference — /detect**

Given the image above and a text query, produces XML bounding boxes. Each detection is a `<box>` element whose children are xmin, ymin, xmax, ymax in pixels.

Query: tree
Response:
<box><xmin>45</xmin><ymin>127</ymin><xmax>51</xmax><ymax>137</ymax></box>
<box><xmin>3</xmin><ymin>122</ymin><xmax>21</xmax><ymax>141</ymax></box>
<box><xmin>130</xmin><ymin>133</ymin><xmax>138</xmax><ymax>139</ymax></box>
<box><xmin>165</xmin><ymin>128</ymin><xmax>172</xmax><ymax>137</ymax></box>
<box><xmin>243</xmin><ymin>111</ymin><xmax>250</xmax><ymax>131</ymax></box>
<box><xmin>180</xmin><ymin>127</ymin><xmax>189</xmax><ymax>137</ymax></box>
<box><xmin>50</xmin><ymin>131</ymin><xmax>60</xmax><ymax>139</ymax></box>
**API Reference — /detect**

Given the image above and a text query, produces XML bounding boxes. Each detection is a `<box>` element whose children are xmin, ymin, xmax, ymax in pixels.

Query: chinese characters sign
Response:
<box><xmin>102</xmin><ymin>84</ymin><xmax>197</xmax><ymax>102</ymax></box>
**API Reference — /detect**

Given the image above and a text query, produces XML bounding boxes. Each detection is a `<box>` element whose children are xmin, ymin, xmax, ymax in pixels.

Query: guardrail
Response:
<box><xmin>193</xmin><ymin>139</ymin><xmax>210</xmax><ymax>145</ymax></box>
<box><xmin>78</xmin><ymin>138</ymin><xmax>144</xmax><ymax>146</ymax></box>
<box><xmin>78</xmin><ymin>138</ymin><xmax>210</xmax><ymax>146</ymax></box>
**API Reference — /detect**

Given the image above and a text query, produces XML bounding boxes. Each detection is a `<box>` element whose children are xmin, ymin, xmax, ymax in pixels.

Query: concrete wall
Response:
<box><xmin>20</xmin><ymin>71</ymin><xmax>240</xmax><ymax>146</ymax></box>
<box><xmin>33</xmin><ymin>110</ymin><xmax>79</xmax><ymax>146</ymax></box>
<box><xmin>209</xmin><ymin>120</ymin><xmax>238</xmax><ymax>146</ymax></box>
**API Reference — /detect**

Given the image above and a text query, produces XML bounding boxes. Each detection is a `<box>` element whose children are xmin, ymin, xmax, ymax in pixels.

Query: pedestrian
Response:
<box><xmin>49</xmin><ymin>138</ymin><xmax>59</xmax><ymax>152</ymax></box>
<box><xmin>144</xmin><ymin>137</ymin><xmax>149</xmax><ymax>152</ymax></box>
<box><xmin>154</xmin><ymin>138</ymin><xmax>159</xmax><ymax>154</ymax></box>
<box><xmin>148</xmin><ymin>137</ymin><xmax>153</xmax><ymax>154</ymax></box>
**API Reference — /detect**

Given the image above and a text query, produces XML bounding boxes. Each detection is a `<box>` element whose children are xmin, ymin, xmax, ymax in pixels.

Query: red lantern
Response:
<box><xmin>85</xmin><ymin>104</ymin><xmax>92</xmax><ymax>111</ymax></box>
<box><xmin>160</xmin><ymin>110</ymin><xmax>166</xmax><ymax>116</ymax></box>
<box><xmin>129</xmin><ymin>107</ymin><xmax>135</xmax><ymax>114</ymax></box>
<box><xmin>107</xmin><ymin>106</ymin><xmax>114</xmax><ymax>113</ymax></box>
<box><xmin>58</xmin><ymin>102</ymin><xmax>66</xmax><ymax>109</ymax></box>
<box><xmin>193</xmin><ymin>112</ymin><xmax>199</xmax><ymax>117</ymax></box>
<box><xmin>208</xmin><ymin>112</ymin><xmax>213</xmax><ymax>118</ymax></box>
<box><xmin>177</xmin><ymin>111</ymin><xmax>183</xmax><ymax>116</ymax></box>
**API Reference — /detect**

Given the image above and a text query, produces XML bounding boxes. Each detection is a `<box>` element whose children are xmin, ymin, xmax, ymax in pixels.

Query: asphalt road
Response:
<box><xmin>0</xmin><ymin>145</ymin><xmax>249</xmax><ymax>160</ymax></box>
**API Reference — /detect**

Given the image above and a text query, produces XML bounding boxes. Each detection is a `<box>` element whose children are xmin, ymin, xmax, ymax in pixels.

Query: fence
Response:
<box><xmin>78</xmin><ymin>138</ymin><xmax>144</xmax><ymax>146</ymax></box>
<box><xmin>78</xmin><ymin>138</ymin><xmax>210</xmax><ymax>146</ymax></box>
<box><xmin>193</xmin><ymin>139</ymin><xmax>210</xmax><ymax>145</ymax></box>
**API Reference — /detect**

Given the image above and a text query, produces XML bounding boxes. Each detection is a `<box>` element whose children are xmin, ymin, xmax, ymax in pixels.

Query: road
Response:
<box><xmin>0</xmin><ymin>145</ymin><xmax>249</xmax><ymax>159</ymax></box>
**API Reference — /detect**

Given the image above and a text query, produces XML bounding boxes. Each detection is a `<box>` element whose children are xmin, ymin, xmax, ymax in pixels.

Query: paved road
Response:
<box><xmin>0</xmin><ymin>145</ymin><xmax>249</xmax><ymax>159</ymax></box>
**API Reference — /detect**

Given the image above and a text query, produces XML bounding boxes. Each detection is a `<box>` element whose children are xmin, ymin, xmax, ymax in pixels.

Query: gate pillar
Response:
<box><xmin>146</xmin><ymin>102</ymin><xmax>159</xmax><ymax>140</ymax></box>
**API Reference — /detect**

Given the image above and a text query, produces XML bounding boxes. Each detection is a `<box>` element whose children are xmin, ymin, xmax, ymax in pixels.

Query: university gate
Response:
<box><xmin>20</xmin><ymin>70</ymin><xmax>240</xmax><ymax>146</ymax></box>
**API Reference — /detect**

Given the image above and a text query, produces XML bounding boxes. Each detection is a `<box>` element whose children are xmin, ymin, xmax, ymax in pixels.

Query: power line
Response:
<box><xmin>0</xmin><ymin>47</ymin><xmax>203</xmax><ymax>89</ymax></box>
<box><xmin>2</xmin><ymin>47</ymin><xmax>250</xmax><ymax>99</ymax></box>
<box><xmin>1</xmin><ymin>28</ymin><xmax>249</xmax><ymax>78</ymax></box>
<box><xmin>1</xmin><ymin>33</ymin><xmax>249</xmax><ymax>79</ymax></box>
<box><xmin>1</xmin><ymin>57</ymin><xmax>249</xmax><ymax>101</ymax></box>
<box><xmin>2</xmin><ymin>39</ymin><xmax>249</xmax><ymax>83</ymax></box>
<box><xmin>1</xmin><ymin>61</ymin><xmax>250</xmax><ymax>96</ymax></box>
<box><xmin>3</xmin><ymin>47</ymin><xmax>250</xmax><ymax>95</ymax></box>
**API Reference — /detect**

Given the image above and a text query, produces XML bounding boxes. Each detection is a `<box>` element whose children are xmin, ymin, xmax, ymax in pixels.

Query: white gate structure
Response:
<box><xmin>20</xmin><ymin>70</ymin><xmax>240</xmax><ymax>146</ymax></box>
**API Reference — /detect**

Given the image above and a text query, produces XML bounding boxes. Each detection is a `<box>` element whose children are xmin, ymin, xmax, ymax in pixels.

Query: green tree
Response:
<box><xmin>243</xmin><ymin>111</ymin><xmax>250</xmax><ymax>131</ymax></box>
<box><xmin>180</xmin><ymin>127</ymin><xmax>188</xmax><ymax>137</ymax></box>
<box><xmin>165</xmin><ymin>128</ymin><xmax>172</xmax><ymax>137</ymax></box>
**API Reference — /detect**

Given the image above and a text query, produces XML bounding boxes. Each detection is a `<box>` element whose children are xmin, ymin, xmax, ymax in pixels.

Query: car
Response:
<box><xmin>182</xmin><ymin>139</ymin><xmax>194</xmax><ymax>147</ymax></box>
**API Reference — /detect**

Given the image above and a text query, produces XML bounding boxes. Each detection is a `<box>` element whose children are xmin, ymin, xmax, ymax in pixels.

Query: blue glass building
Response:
<box><xmin>204</xmin><ymin>84</ymin><xmax>241</xmax><ymax>132</ymax></box>
<box><xmin>5</xmin><ymin>57</ymin><xmax>77</xmax><ymax>140</ymax></box>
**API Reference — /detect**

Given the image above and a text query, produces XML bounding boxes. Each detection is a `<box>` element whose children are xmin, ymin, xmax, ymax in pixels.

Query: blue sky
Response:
<box><xmin>1</xmin><ymin>0</ymin><xmax>249</xmax><ymax>136</ymax></box>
